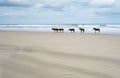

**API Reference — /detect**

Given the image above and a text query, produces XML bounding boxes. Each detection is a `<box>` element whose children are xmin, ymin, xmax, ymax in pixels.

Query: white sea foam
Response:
<box><xmin>0</xmin><ymin>24</ymin><xmax>120</xmax><ymax>34</ymax></box>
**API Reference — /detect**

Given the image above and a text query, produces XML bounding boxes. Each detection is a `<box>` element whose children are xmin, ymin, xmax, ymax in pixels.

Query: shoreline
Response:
<box><xmin>0</xmin><ymin>30</ymin><xmax>120</xmax><ymax>36</ymax></box>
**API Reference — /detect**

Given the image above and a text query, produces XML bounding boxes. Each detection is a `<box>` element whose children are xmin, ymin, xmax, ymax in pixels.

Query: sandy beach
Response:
<box><xmin>0</xmin><ymin>31</ymin><xmax>120</xmax><ymax>78</ymax></box>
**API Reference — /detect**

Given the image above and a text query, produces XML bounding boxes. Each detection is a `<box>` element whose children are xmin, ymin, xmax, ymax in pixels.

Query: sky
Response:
<box><xmin>0</xmin><ymin>0</ymin><xmax>120</xmax><ymax>24</ymax></box>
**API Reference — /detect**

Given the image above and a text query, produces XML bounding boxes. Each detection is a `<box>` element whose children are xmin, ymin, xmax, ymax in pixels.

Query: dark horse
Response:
<box><xmin>68</xmin><ymin>28</ymin><xmax>75</xmax><ymax>32</ymax></box>
<box><xmin>79</xmin><ymin>28</ymin><xmax>85</xmax><ymax>33</ymax></box>
<box><xmin>59</xmin><ymin>28</ymin><xmax>64</xmax><ymax>32</ymax></box>
<box><xmin>93</xmin><ymin>28</ymin><xmax>100</xmax><ymax>33</ymax></box>
<box><xmin>52</xmin><ymin>28</ymin><xmax>64</xmax><ymax>32</ymax></box>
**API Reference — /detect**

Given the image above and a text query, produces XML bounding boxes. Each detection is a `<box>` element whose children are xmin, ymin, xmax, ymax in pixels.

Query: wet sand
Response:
<box><xmin>0</xmin><ymin>31</ymin><xmax>120</xmax><ymax>78</ymax></box>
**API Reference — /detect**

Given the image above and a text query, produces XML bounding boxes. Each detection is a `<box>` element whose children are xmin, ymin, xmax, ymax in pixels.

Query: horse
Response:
<box><xmin>58</xmin><ymin>28</ymin><xmax>64</xmax><ymax>32</ymax></box>
<box><xmin>52</xmin><ymin>28</ymin><xmax>58</xmax><ymax>32</ymax></box>
<box><xmin>52</xmin><ymin>28</ymin><xmax>64</xmax><ymax>32</ymax></box>
<box><xmin>79</xmin><ymin>28</ymin><xmax>85</xmax><ymax>33</ymax></box>
<box><xmin>68</xmin><ymin>28</ymin><xmax>75</xmax><ymax>32</ymax></box>
<box><xmin>93</xmin><ymin>28</ymin><xmax>100</xmax><ymax>33</ymax></box>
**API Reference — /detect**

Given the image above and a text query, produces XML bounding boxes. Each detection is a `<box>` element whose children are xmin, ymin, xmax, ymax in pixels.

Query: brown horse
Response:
<box><xmin>52</xmin><ymin>28</ymin><xmax>58</xmax><ymax>32</ymax></box>
<box><xmin>58</xmin><ymin>28</ymin><xmax>64</xmax><ymax>32</ymax></box>
<box><xmin>93</xmin><ymin>28</ymin><xmax>100</xmax><ymax>33</ymax></box>
<box><xmin>79</xmin><ymin>28</ymin><xmax>85</xmax><ymax>33</ymax></box>
<box><xmin>68</xmin><ymin>28</ymin><xmax>75</xmax><ymax>32</ymax></box>
<box><xmin>52</xmin><ymin>28</ymin><xmax>64</xmax><ymax>32</ymax></box>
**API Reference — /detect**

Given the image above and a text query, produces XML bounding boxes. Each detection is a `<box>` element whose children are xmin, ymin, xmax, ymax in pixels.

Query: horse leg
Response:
<box><xmin>82</xmin><ymin>30</ymin><xmax>84</xmax><ymax>33</ymax></box>
<box><xmin>99</xmin><ymin>30</ymin><xmax>100</xmax><ymax>33</ymax></box>
<box><xmin>95</xmin><ymin>31</ymin><xmax>96</xmax><ymax>34</ymax></box>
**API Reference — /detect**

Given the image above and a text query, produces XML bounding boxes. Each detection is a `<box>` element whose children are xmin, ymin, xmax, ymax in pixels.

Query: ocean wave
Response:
<box><xmin>0</xmin><ymin>24</ymin><xmax>120</xmax><ymax>34</ymax></box>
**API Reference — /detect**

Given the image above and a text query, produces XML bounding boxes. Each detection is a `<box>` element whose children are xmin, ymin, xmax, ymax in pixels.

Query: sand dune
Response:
<box><xmin>0</xmin><ymin>31</ymin><xmax>120</xmax><ymax>78</ymax></box>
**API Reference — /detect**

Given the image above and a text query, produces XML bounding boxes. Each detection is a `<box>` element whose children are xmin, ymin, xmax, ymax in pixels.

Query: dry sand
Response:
<box><xmin>0</xmin><ymin>31</ymin><xmax>120</xmax><ymax>78</ymax></box>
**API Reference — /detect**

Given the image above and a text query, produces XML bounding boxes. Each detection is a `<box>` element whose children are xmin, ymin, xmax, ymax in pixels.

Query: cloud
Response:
<box><xmin>0</xmin><ymin>7</ymin><xmax>30</xmax><ymax>16</ymax></box>
<box><xmin>0</xmin><ymin>0</ymin><xmax>120</xmax><ymax>24</ymax></box>
<box><xmin>95</xmin><ymin>8</ymin><xmax>120</xmax><ymax>16</ymax></box>
<box><xmin>0</xmin><ymin>0</ymin><xmax>34</xmax><ymax>7</ymax></box>
<box><xmin>96</xmin><ymin>11</ymin><xmax>120</xmax><ymax>16</ymax></box>
<box><xmin>40</xmin><ymin>4</ymin><xmax>64</xmax><ymax>11</ymax></box>
<box><xmin>90</xmin><ymin>0</ymin><xmax>116</xmax><ymax>8</ymax></box>
<box><xmin>34</xmin><ymin>0</ymin><xmax>90</xmax><ymax>12</ymax></box>
<box><xmin>93</xmin><ymin>0</ymin><xmax>120</xmax><ymax>17</ymax></box>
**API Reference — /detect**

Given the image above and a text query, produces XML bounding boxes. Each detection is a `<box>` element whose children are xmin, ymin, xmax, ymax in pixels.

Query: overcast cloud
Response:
<box><xmin>0</xmin><ymin>0</ymin><xmax>120</xmax><ymax>24</ymax></box>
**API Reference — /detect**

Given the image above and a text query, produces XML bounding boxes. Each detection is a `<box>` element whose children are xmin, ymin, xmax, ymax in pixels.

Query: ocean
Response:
<box><xmin>0</xmin><ymin>24</ymin><xmax>120</xmax><ymax>34</ymax></box>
